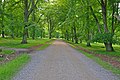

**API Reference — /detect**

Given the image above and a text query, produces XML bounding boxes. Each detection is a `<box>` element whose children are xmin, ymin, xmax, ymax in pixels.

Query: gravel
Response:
<box><xmin>13</xmin><ymin>40</ymin><xmax>120</xmax><ymax>80</ymax></box>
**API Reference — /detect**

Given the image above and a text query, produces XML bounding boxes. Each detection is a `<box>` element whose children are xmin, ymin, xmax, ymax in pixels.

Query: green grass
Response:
<box><xmin>80</xmin><ymin>50</ymin><xmax>120</xmax><ymax>75</ymax></box>
<box><xmin>0</xmin><ymin>58</ymin><xmax>4</xmax><ymax>61</ymax></box>
<box><xmin>69</xmin><ymin>41</ymin><xmax>120</xmax><ymax>57</ymax></box>
<box><xmin>37</xmin><ymin>40</ymin><xmax>53</xmax><ymax>50</ymax></box>
<box><xmin>0</xmin><ymin>54</ymin><xmax>30</xmax><ymax>80</ymax></box>
<box><xmin>68</xmin><ymin>42</ymin><xmax>120</xmax><ymax>75</ymax></box>
<box><xmin>0</xmin><ymin>50</ymin><xmax>15</xmax><ymax>55</ymax></box>
<box><xmin>0</xmin><ymin>38</ymin><xmax>51</xmax><ymax>48</ymax></box>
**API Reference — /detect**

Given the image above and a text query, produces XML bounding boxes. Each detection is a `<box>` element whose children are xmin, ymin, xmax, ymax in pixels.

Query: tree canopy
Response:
<box><xmin>0</xmin><ymin>0</ymin><xmax>120</xmax><ymax>51</ymax></box>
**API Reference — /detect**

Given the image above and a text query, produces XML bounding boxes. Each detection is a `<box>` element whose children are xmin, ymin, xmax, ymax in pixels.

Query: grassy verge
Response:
<box><xmin>37</xmin><ymin>40</ymin><xmax>54</xmax><ymax>50</ymax></box>
<box><xmin>0</xmin><ymin>50</ymin><xmax>15</xmax><ymax>55</ymax></box>
<box><xmin>80</xmin><ymin>50</ymin><xmax>120</xmax><ymax>74</ymax></box>
<box><xmin>0</xmin><ymin>54</ymin><xmax>30</xmax><ymax>80</ymax></box>
<box><xmin>0</xmin><ymin>50</ymin><xmax>15</xmax><ymax>61</ymax></box>
<box><xmin>0</xmin><ymin>38</ymin><xmax>51</xmax><ymax>48</ymax></box>
<box><xmin>67</xmin><ymin>41</ymin><xmax>120</xmax><ymax>75</ymax></box>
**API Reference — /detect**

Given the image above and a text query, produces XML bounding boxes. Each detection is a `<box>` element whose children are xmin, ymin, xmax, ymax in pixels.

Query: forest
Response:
<box><xmin>0</xmin><ymin>0</ymin><xmax>120</xmax><ymax>51</ymax></box>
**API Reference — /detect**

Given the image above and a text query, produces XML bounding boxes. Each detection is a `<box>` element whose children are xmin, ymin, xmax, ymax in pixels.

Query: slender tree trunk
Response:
<box><xmin>86</xmin><ymin>2</ymin><xmax>91</xmax><ymax>47</ymax></box>
<box><xmin>66</xmin><ymin>30</ymin><xmax>69</xmax><ymax>41</ymax></box>
<box><xmin>111</xmin><ymin>4</ymin><xmax>115</xmax><ymax>34</ymax></box>
<box><xmin>32</xmin><ymin>9</ymin><xmax>35</xmax><ymax>39</ymax></box>
<box><xmin>86</xmin><ymin>30</ymin><xmax>91</xmax><ymax>47</ymax></box>
<box><xmin>101</xmin><ymin>0</ymin><xmax>109</xmax><ymax>32</ymax></box>
<box><xmin>11</xmin><ymin>26</ymin><xmax>14</xmax><ymax>39</ymax></box>
<box><xmin>71</xmin><ymin>27</ymin><xmax>74</xmax><ymax>42</ymax></box>
<box><xmin>47</xmin><ymin>16</ymin><xmax>52</xmax><ymax>39</ymax></box>
<box><xmin>73</xmin><ymin>22</ymin><xmax>78</xmax><ymax>44</ymax></box>
<box><xmin>41</xmin><ymin>30</ymin><xmax>43</xmax><ymax>38</ymax></box>
<box><xmin>32</xmin><ymin>0</ymin><xmax>35</xmax><ymax>40</ymax></box>
<box><xmin>21</xmin><ymin>0</ymin><xmax>28</xmax><ymax>44</ymax></box>
<box><xmin>1</xmin><ymin>0</ymin><xmax>5</xmax><ymax>38</ymax></box>
<box><xmin>1</xmin><ymin>13</ymin><xmax>5</xmax><ymax>38</ymax></box>
<box><xmin>90</xmin><ymin>6</ymin><xmax>101</xmax><ymax>33</ymax></box>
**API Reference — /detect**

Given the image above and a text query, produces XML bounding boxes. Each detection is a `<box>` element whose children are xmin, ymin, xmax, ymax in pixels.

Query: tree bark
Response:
<box><xmin>1</xmin><ymin>0</ymin><xmax>5</xmax><ymax>38</ymax></box>
<box><xmin>86</xmin><ymin>2</ymin><xmax>91</xmax><ymax>47</ymax></box>
<box><xmin>73</xmin><ymin>22</ymin><xmax>78</xmax><ymax>44</ymax></box>
<box><xmin>101</xmin><ymin>0</ymin><xmax>109</xmax><ymax>32</ymax></box>
<box><xmin>90</xmin><ymin>6</ymin><xmax>101</xmax><ymax>33</ymax></box>
<box><xmin>104</xmin><ymin>42</ymin><xmax>114</xmax><ymax>52</ymax></box>
<box><xmin>66</xmin><ymin>30</ymin><xmax>69</xmax><ymax>41</ymax></box>
<box><xmin>32</xmin><ymin>0</ymin><xmax>35</xmax><ymax>40</ymax></box>
<box><xmin>111</xmin><ymin>3</ymin><xmax>115</xmax><ymax>34</ymax></box>
<box><xmin>100</xmin><ymin>0</ymin><xmax>114</xmax><ymax>51</ymax></box>
<box><xmin>21</xmin><ymin>0</ymin><xmax>29</xmax><ymax>44</ymax></box>
<box><xmin>71</xmin><ymin>26</ymin><xmax>74</xmax><ymax>42</ymax></box>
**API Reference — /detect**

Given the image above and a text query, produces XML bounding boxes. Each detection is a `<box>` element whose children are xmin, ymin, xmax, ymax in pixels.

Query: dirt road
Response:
<box><xmin>13</xmin><ymin>40</ymin><xmax>119</xmax><ymax>80</ymax></box>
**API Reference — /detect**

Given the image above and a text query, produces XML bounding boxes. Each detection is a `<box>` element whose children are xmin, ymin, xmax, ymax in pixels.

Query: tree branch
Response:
<box><xmin>28</xmin><ymin>0</ymin><xmax>39</xmax><ymax>17</ymax></box>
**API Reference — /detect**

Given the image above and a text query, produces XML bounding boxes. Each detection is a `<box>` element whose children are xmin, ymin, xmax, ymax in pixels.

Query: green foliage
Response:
<box><xmin>0</xmin><ymin>54</ymin><xmax>30</xmax><ymax>80</ymax></box>
<box><xmin>93</xmin><ymin>33</ymin><xmax>117</xmax><ymax>43</ymax></box>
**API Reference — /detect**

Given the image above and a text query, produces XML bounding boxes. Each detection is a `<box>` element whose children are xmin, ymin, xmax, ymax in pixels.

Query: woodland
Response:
<box><xmin>0</xmin><ymin>0</ymin><xmax>120</xmax><ymax>52</ymax></box>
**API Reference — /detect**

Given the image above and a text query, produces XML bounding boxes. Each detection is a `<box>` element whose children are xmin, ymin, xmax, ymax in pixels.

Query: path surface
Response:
<box><xmin>13</xmin><ymin>40</ymin><xmax>119</xmax><ymax>80</ymax></box>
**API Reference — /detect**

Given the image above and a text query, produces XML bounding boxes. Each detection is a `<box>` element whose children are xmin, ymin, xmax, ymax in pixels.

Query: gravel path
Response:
<box><xmin>13</xmin><ymin>40</ymin><xmax>119</xmax><ymax>80</ymax></box>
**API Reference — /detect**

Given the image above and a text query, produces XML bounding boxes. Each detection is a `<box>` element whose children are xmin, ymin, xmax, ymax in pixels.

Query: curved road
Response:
<box><xmin>13</xmin><ymin>40</ymin><xmax>119</xmax><ymax>80</ymax></box>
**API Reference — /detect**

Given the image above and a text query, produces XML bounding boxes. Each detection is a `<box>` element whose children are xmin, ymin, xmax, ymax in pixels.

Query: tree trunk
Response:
<box><xmin>86</xmin><ymin>29</ymin><xmax>91</xmax><ymax>47</ymax></box>
<box><xmin>86</xmin><ymin>42</ymin><xmax>91</xmax><ymax>47</ymax></box>
<box><xmin>66</xmin><ymin>30</ymin><xmax>69</xmax><ymax>41</ymax></box>
<box><xmin>1</xmin><ymin>0</ymin><xmax>5</xmax><ymax>38</ymax></box>
<box><xmin>73</xmin><ymin>22</ymin><xmax>78</xmax><ymax>44</ymax></box>
<box><xmin>32</xmin><ymin>0</ymin><xmax>35</xmax><ymax>40</ymax></box>
<box><xmin>80</xmin><ymin>39</ymin><xmax>82</xmax><ymax>43</ymax></box>
<box><xmin>104</xmin><ymin>42</ymin><xmax>114</xmax><ymax>52</ymax></box>
<box><xmin>71</xmin><ymin>27</ymin><xmax>74</xmax><ymax>42</ymax></box>
<box><xmin>111</xmin><ymin>3</ymin><xmax>115</xmax><ymax>34</ymax></box>
<box><xmin>1</xmin><ymin>29</ymin><xmax>5</xmax><ymax>38</ymax></box>
<box><xmin>101</xmin><ymin>0</ymin><xmax>114</xmax><ymax>51</ymax></box>
<box><xmin>41</xmin><ymin>30</ymin><xmax>43</xmax><ymax>38</ymax></box>
<box><xmin>49</xmin><ymin>32</ymin><xmax>52</xmax><ymax>39</ymax></box>
<box><xmin>32</xmin><ymin>26</ymin><xmax>35</xmax><ymax>40</ymax></box>
<box><xmin>90</xmin><ymin>6</ymin><xmax>101</xmax><ymax>33</ymax></box>
<box><xmin>1</xmin><ymin>19</ymin><xmax>5</xmax><ymax>38</ymax></box>
<box><xmin>21</xmin><ymin>0</ymin><xmax>28</xmax><ymax>44</ymax></box>
<box><xmin>86</xmin><ymin>2</ymin><xmax>91</xmax><ymax>47</ymax></box>
<box><xmin>101</xmin><ymin>0</ymin><xmax>109</xmax><ymax>32</ymax></box>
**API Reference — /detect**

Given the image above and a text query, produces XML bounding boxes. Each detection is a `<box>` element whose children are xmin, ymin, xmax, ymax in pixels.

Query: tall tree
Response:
<box><xmin>21</xmin><ymin>0</ymin><xmax>39</xmax><ymax>44</ymax></box>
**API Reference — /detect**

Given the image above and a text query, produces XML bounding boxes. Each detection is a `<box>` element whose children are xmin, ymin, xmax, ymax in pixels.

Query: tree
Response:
<box><xmin>21</xmin><ymin>0</ymin><xmax>39</xmax><ymax>44</ymax></box>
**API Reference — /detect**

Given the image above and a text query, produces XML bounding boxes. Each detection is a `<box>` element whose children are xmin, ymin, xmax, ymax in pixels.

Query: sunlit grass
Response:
<box><xmin>0</xmin><ymin>38</ymin><xmax>51</xmax><ymax>48</ymax></box>
<box><xmin>0</xmin><ymin>54</ymin><xmax>30</xmax><ymax>80</ymax></box>
<box><xmin>73</xmin><ymin>42</ymin><xmax>120</xmax><ymax>57</ymax></box>
<box><xmin>37</xmin><ymin>41</ymin><xmax>53</xmax><ymax>50</ymax></box>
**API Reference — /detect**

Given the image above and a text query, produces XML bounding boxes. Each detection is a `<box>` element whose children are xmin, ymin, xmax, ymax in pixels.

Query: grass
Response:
<box><xmin>79</xmin><ymin>50</ymin><xmax>120</xmax><ymax>75</ymax></box>
<box><xmin>0</xmin><ymin>54</ymin><xmax>30</xmax><ymax>80</ymax></box>
<box><xmin>67</xmin><ymin>41</ymin><xmax>120</xmax><ymax>75</ymax></box>
<box><xmin>0</xmin><ymin>50</ymin><xmax>15</xmax><ymax>55</ymax></box>
<box><xmin>0</xmin><ymin>38</ymin><xmax>51</xmax><ymax>48</ymax></box>
<box><xmin>67</xmin><ymin>41</ymin><xmax>120</xmax><ymax>57</ymax></box>
<box><xmin>37</xmin><ymin>40</ymin><xmax>53</xmax><ymax>50</ymax></box>
<box><xmin>0</xmin><ymin>58</ymin><xmax>4</xmax><ymax>61</ymax></box>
